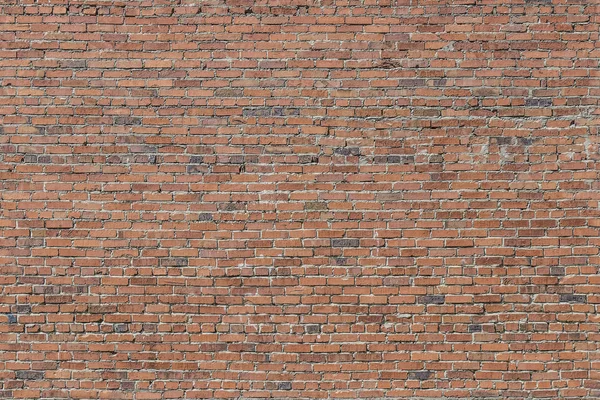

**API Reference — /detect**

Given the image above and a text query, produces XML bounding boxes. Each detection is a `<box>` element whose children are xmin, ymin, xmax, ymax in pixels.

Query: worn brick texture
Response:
<box><xmin>1</xmin><ymin>0</ymin><xmax>600</xmax><ymax>399</ymax></box>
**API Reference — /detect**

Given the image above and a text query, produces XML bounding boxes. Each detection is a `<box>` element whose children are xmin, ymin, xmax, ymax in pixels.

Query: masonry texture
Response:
<box><xmin>0</xmin><ymin>0</ymin><xmax>599</xmax><ymax>399</ymax></box>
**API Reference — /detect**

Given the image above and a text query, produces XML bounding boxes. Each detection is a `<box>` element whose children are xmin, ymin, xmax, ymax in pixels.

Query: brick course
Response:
<box><xmin>1</xmin><ymin>0</ymin><xmax>600</xmax><ymax>399</ymax></box>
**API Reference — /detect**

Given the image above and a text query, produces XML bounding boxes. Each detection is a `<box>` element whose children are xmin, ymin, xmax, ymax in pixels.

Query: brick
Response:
<box><xmin>304</xmin><ymin>202</ymin><xmax>327</xmax><ymax>210</ymax></box>
<box><xmin>408</xmin><ymin>371</ymin><xmax>433</xmax><ymax>380</ymax></box>
<box><xmin>15</xmin><ymin>371</ymin><xmax>45</xmax><ymax>380</ymax></box>
<box><xmin>0</xmin><ymin>3</ymin><xmax>598</xmax><ymax>399</ymax></box>
<box><xmin>15</xmin><ymin>305</ymin><xmax>31</xmax><ymax>313</ymax></box>
<box><xmin>331</xmin><ymin>239</ymin><xmax>360</xmax><ymax>247</ymax></box>
<box><xmin>524</xmin><ymin>98</ymin><xmax>553</xmax><ymax>107</ymax></box>
<box><xmin>114</xmin><ymin>116</ymin><xmax>142</xmax><ymax>125</ymax></box>
<box><xmin>334</xmin><ymin>147</ymin><xmax>360</xmax><ymax>156</ymax></box>
<box><xmin>560</xmin><ymin>294</ymin><xmax>586</xmax><ymax>303</ymax></box>
<box><xmin>418</xmin><ymin>295</ymin><xmax>445</xmax><ymax>305</ymax></box>
<box><xmin>160</xmin><ymin>258</ymin><xmax>188</xmax><ymax>267</ymax></box>
<box><xmin>197</xmin><ymin>213</ymin><xmax>214</xmax><ymax>221</ymax></box>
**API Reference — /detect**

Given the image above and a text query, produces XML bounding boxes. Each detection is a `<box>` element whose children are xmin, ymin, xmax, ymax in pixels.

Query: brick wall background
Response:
<box><xmin>1</xmin><ymin>0</ymin><xmax>600</xmax><ymax>398</ymax></box>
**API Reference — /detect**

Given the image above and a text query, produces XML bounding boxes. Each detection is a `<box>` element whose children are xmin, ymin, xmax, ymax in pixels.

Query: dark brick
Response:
<box><xmin>222</xmin><ymin>155</ymin><xmax>245</xmax><ymax>164</ymax></box>
<box><xmin>220</xmin><ymin>202</ymin><xmax>245</xmax><ymax>211</ymax></box>
<box><xmin>278</xmin><ymin>382</ymin><xmax>292</xmax><ymax>390</ymax></box>
<box><xmin>62</xmin><ymin>285</ymin><xmax>87</xmax><ymax>294</ymax></box>
<box><xmin>174</xmin><ymin>80</ymin><xmax>203</xmax><ymax>87</ymax></box>
<box><xmin>418</xmin><ymin>295</ymin><xmax>445</xmax><ymax>305</ymax></box>
<box><xmin>468</xmin><ymin>324</ymin><xmax>482</xmax><ymax>332</ymax></box>
<box><xmin>398</xmin><ymin>79</ymin><xmax>426</xmax><ymax>87</ymax></box>
<box><xmin>129</xmin><ymin>145</ymin><xmax>157</xmax><ymax>153</ymax></box>
<box><xmin>115</xmin><ymin>117</ymin><xmax>143</xmax><ymax>125</ymax></box>
<box><xmin>160</xmin><ymin>258</ymin><xmax>189</xmax><ymax>267</ymax></box>
<box><xmin>272</xmin><ymin>107</ymin><xmax>300</xmax><ymax>116</ymax></box>
<box><xmin>298</xmin><ymin>155</ymin><xmax>319</xmax><ymax>164</ymax></box>
<box><xmin>517</xmin><ymin>137</ymin><xmax>535</xmax><ymax>146</ymax></box>
<box><xmin>214</xmin><ymin>88</ymin><xmax>243</xmax><ymax>97</ymax></box>
<box><xmin>374</xmin><ymin>155</ymin><xmax>415</xmax><ymax>164</ymax></box>
<box><xmin>429</xmin><ymin>154</ymin><xmax>444</xmax><ymax>163</ymax></box>
<box><xmin>524</xmin><ymin>98</ymin><xmax>552</xmax><ymax>107</ymax></box>
<box><xmin>408</xmin><ymin>371</ymin><xmax>433</xmax><ymax>380</ymax></box>
<box><xmin>243</xmin><ymin>108</ymin><xmax>271</xmax><ymax>117</ymax></box>
<box><xmin>45</xmin><ymin>295</ymin><xmax>72</xmax><ymax>304</ymax></box>
<box><xmin>331</xmin><ymin>239</ymin><xmax>360</xmax><ymax>247</ymax></box>
<box><xmin>15</xmin><ymin>371</ymin><xmax>44</xmax><ymax>380</ymax></box>
<box><xmin>334</xmin><ymin>147</ymin><xmax>360</xmax><ymax>156</ymax></box>
<box><xmin>59</xmin><ymin>60</ymin><xmax>86</xmax><ymax>68</ymax></box>
<box><xmin>15</xmin><ymin>305</ymin><xmax>31</xmax><ymax>314</ymax></box>
<box><xmin>560</xmin><ymin>294</ymin><xmax>586</xmax><ymax>303</ymax></box>
<box><xmin>491</xmin><ymin>137</ymin><xmax>514</xmax><ymax>146</ymax></box>
<box><xmin>187</xmin><ymin>164</ymin><xmax>210</xmax><ymax>173</ymax></box>
<box><xmin>88</xmin><ymin>305</ymin><xmax>117</xmax><ymax>314</ymax></box>
<box><xmin>198</xmin><ymin>213</ymin><xmax>214</xmax><ymax>221</ymax></box>
<box><xmin>134</xmin><ymin>155</ymin><xmax>157</xmax><ymax>164</ymax></box>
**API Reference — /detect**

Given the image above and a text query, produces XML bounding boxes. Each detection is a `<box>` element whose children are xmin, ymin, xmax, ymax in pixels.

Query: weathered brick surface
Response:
<box><xmin>0</xmin><ymin>0</ymin><xmax>599</xmax><ymax>399</ymax></box>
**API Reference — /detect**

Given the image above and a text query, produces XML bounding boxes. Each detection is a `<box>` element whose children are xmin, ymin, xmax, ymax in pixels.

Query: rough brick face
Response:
<box><xmin>0</xmin><ymin>0</ymin><xmax>599</xmax><ymax>399</ymax></box>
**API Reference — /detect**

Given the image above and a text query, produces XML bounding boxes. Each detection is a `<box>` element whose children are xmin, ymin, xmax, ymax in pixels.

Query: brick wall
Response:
<box><xmin>1</xmin><ymin>0</ymin><xmax>599</xmax><ymax>399</ymax></box>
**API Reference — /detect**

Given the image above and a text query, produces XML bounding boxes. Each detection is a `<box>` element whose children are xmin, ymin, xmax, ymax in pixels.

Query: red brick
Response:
<box><xmin>0</xmin><ymin>1</ymin><xmax>598</xmax><ymax>399</ymax></box>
